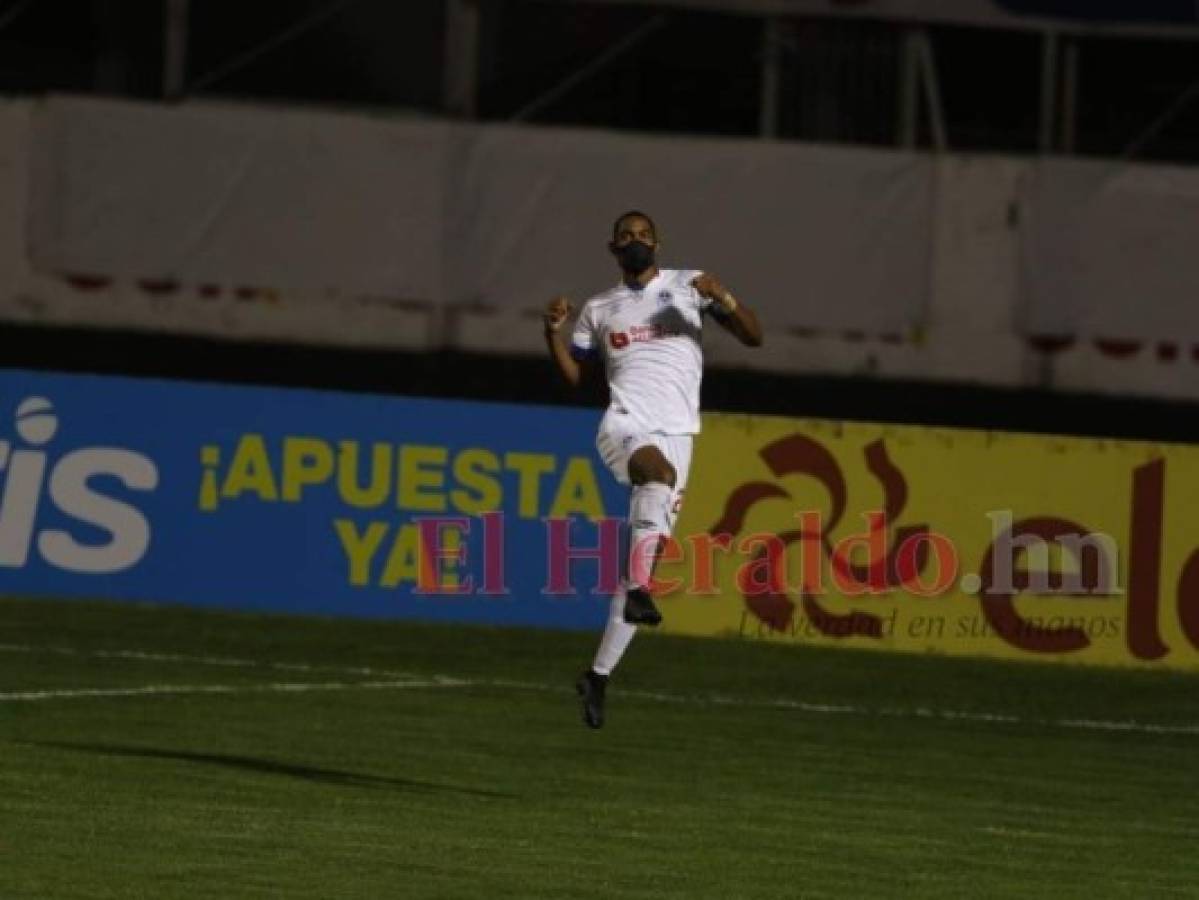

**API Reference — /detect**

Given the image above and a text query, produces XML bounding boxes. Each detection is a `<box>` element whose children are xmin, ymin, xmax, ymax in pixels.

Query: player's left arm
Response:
<box><xmin>691</xmin><ymin>273</ymin><xmax>764</xmax><ymax>348</ymax></box>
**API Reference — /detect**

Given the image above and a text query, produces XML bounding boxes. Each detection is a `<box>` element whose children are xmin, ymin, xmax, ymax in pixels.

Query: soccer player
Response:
<box><xmin>543</xmin><ymin>210</ymin><xmax>763</xmax><ymax>728</ymax></box>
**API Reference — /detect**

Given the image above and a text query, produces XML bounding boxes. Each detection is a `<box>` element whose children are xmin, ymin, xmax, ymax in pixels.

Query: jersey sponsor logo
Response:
<box><xmin>607</xmin><ymin>324</ymin><xmax>679</xmax><ymax>350</ymax></box>
<box><xmin>657</xmin><ymin>290</ymin><xmax>674</xmax><ymax>305</ymax></box>
<box><xmin>0</xmin><ymin>396</ymin><xmax>159</xmax><ymax>574</ymax></box>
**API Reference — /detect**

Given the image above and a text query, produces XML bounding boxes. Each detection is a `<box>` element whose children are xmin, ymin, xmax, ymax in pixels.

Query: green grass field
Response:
<box><xmin>2</xmin><ymin>596</ymin><xmax>1198</xmax><ymax>899</ymax></box>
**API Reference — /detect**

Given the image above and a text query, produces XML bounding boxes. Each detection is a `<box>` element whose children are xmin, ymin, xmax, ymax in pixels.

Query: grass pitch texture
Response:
<box><xmin>1</xmin><ymin>597</ymin><xmax>1197</xmax><ymax>899</ymax></box>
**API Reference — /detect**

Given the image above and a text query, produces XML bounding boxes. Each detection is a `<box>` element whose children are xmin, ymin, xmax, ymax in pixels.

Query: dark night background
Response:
<box><xmin>1</xmin><ymin>0</ymin><xmax>1198</xmax><ymax>161</ymax></box>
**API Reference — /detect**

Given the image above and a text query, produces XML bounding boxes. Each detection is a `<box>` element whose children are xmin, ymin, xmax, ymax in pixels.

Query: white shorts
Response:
<box><xmin>596</xmin><ymin>413</ymin><xmax>694</xmax><ymax>513</ymax></box>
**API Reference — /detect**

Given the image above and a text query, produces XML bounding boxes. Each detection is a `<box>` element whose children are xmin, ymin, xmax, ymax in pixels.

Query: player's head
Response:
<box><xmin>609</xmin><ymin>210</ymin><xmax>659</xmax><ymax>276</ymax></box>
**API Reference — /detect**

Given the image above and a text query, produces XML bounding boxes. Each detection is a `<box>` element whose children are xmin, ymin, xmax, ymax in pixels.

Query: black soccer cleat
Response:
<box><xmin>576</xmin><ymin>669</ymin><xmax>608</xmax><ymax>729</ymax></box>
<box><xmin>623</xmin><ymin>587</ymin><xmax>663</xmax><ymax>627</ymax></box>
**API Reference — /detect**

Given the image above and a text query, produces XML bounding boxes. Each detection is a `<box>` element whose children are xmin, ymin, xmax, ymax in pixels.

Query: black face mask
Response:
<box><xmin>615</xmin><ymin>240</ymin><xmax>655</xmax><ymax>274</ymax></box>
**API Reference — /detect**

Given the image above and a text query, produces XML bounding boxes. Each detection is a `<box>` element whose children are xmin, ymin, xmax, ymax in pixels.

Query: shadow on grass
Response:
<box><xmin>21</xmin><ymin>740</ymin><xmax>516</xmax><ymax>799</ymax></box>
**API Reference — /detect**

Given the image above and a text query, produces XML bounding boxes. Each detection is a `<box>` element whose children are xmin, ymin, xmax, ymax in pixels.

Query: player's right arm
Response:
<box><xmin>543</xmin><ymin>295</ymin><xmax>595</xmax><ymax>389</ymax></box>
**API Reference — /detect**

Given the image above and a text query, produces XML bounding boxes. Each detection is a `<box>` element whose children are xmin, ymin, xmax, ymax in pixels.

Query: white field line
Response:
<box><xmin>0</xmin><ymin>678</ymin><xmax>469</xmax><ymax>703</ymax></box>
<box><xmin>2</xmin><ymin>642</ymin><xmax>1198</xmax><ymax>736</ymax></box>
<box><xmin>493</xmin><ymin>679</ymin><xmax>1199</xmax><ymax>735</ymax></box>
<box><xmin>0</xmin><ymin>642</ymin><xmax>420</xmax><ymax>680</ymax></box>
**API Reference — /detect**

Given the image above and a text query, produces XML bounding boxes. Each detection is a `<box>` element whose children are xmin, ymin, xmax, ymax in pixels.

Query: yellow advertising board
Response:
<box><xmin>655</xmin><ymin>413</ymin><xmax>1199</xmax><ymax>671</ymax></box>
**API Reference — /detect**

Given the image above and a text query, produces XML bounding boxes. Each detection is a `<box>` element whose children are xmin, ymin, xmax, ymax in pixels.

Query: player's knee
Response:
<box><xmin>657</xmin><ymin>460</ymin><xmax>677</xmax><ymax>488</ymax></box>
<box><xmin>629</xmin><ymin>456</ymin><xmax>676</xmax><ymax>488</ymax></box>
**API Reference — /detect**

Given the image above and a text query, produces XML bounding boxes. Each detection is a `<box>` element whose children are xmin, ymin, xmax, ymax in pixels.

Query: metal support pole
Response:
<box><xmin>1038</xmin><ymin>30</ymin><xmax>1059</xmax><ymax>154</ymax></box>
<box><xmin>896</xmin><ymin>27</ymin><xmax>919</xmax><ymax>148</ymax></box>
<box><xmin>163</xmin><ymin>0</ymin><xmax>189</xmax><ymax>100</ymax></box>
<box><xmin>444</xmin><ymin>0</ymin><xmax>480</xmax><ymax>118</ymax></box>
<box><xmin>759</xmin><ymin>17</ymin><xmax>783</xmax><ymax>138</ymax></box>
<box><xmin>915</xmin><ymin>29</ymin><xmax>947</xmax><ymax>152</ymax></box>
<box><xmin>1059</xmin><ymin>36</ymin><xmax>1078</xmax><ymax>154</ymax></box>
<box><xmin>1122</xmin><ymin>74</ymin><xmax>1199</xmax><ymax>160</ymax></box>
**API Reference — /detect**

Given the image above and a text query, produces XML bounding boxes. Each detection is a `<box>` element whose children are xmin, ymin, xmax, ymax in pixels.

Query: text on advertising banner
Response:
<box><xmin>0</xmin><ymin>369</ymin><xmax>622</xmax><ymax>629</ymax></box>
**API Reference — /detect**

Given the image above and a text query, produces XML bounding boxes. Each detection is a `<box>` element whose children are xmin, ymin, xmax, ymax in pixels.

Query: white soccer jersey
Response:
<box><xmin>571</xmin><ymin>268</ymin><xmax>716</xmax><ymax>435</ymax></box>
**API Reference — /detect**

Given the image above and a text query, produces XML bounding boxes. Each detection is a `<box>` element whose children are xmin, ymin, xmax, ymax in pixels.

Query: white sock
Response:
<box><xmin>592</xmin><ymin>585</ymin><xmax>635</xmax><ymax>676</ymax></box>
<box><xmin>592</xmin><ymin>482</ymin><xmax>677</xmax><ymax>678</ymax></box>
<box><xmin>627</xmin><ymin>481</ymin><xmax>674</xmax><ymax>589</ymax></box>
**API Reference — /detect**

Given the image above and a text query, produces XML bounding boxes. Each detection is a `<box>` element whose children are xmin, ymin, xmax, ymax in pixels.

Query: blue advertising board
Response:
<box><xmin>0</xmin><ymin>369</ymin><xmax>625</xmax><ymax>629</ymax></box>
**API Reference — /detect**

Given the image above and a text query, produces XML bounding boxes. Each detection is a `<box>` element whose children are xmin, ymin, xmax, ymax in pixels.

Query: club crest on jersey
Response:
<box><xmin>657</xmin><ymin>290</ymin><xmax>673</xmax><ymax>305</ymax></box>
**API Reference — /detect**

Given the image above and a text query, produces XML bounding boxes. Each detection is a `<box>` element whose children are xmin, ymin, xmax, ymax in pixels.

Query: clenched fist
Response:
<box><xmin>690</xmin><ymin>273</ymin><xmax>736</xmax><ymax>312</ymax></box>
<box><xmin>544</xmin><ymin>295</ymin><xmax>573</xmax><ymax>333</ymax></box>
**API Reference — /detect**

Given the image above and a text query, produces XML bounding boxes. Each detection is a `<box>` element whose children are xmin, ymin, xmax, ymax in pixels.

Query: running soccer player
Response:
<box><xmin>543</xmin><ymin>210</ymin><xmax>763</xmax><ymax>728</ymax></box>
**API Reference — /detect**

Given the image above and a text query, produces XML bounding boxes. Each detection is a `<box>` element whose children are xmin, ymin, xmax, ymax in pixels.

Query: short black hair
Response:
<box><xmin>611</xmin><ymin>210</ymin><xmax>657</xmax><ymax>241</ymax></box>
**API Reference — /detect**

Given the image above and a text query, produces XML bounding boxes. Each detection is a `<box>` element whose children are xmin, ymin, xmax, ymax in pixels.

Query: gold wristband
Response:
<box><xmin>720</xmin><ymin>292</ymin><xmax>738</xmax><ymax>313</ymax></box>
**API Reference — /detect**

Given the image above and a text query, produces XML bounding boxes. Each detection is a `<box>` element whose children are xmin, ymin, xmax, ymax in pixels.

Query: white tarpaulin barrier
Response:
<box><xmin>452</xmin><ymin>124</ymin><xmax>933</xmax><ymax>333</ymax></box>
<box><xmin>31</xmin><ymin>99</ymin><xmax>933</xmax><ymax>333</ymax></box>
<box><xmin>0</xmin><ymin>101</ymin><xmax>29</xmax><ymax>290</ymax></box>
<box><xmin>1019</xmin><ymin>159</ymin><xmax>1199</xmax><ymax>342</ymax></box>
<box><xmin>16</xmin><ymin>96</ymin><xmax>1199</xmax><ymax>401</ymax></box>
<box><xmin>30</xmin><ymin>97</ymin><xmax>447</xmax><ymax>299</ymax></box>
